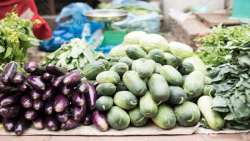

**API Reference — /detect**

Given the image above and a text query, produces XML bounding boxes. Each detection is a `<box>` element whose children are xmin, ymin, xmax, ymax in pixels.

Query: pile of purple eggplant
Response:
<box><xmin>0</xmin><ymin>61</ymin><xmax>109</xmax><ymax>135</ymax></box>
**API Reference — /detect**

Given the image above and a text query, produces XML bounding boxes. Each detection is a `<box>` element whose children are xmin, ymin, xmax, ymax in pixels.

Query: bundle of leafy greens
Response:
<box><xmin>209</xmin><ymin>47</ymin><xmax>250</xmax><ymax>129</ymax></box>
<box><xmin>197</xmin><ymin>25</ymin><xmax>250</xmax><ymax>66</ymax></box>
<box><xmin>0</xmin><ymin>12</ymin><xmax>37</xmax><ymax>69</ymax></box>
<box><xmin>44</xmin><ymin>38</ymin><xmax>104</xmax><ymax>71</ymax></box>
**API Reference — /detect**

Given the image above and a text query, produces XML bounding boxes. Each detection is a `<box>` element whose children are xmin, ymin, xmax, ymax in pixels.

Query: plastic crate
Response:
<box><xmin>232</xmin><ymin>0</ymin><xmax>250</xmax><ymax>21</ymax></box>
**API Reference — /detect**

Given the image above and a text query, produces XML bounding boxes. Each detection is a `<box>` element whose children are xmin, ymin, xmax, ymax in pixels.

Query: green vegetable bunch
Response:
<box><xmin>0</xmin><ymin>13</ymin><xmax>36</xmax><ymax>66</ymax></box>
<box><xmin>197</xmin><ymin>25</ymin><xmax>250</xmax><ymax>66</ymax></box>
<box><xmin>209</xmin><ymin>47</ymin><xmax>250</xmax><ymax>129</ymax></box>
<box><xmin>44</xmin><ymin>38</ymin><xmax>104</xmax><ymax>71</ymax></box>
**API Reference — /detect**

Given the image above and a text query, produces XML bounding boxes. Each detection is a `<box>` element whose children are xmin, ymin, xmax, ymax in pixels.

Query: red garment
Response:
<box><xmin>0</xmin><ymin>0</ymin><xmax>52</xmax><ymax>40</ymax></box>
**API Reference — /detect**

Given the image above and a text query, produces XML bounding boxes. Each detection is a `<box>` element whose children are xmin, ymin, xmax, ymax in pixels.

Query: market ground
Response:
<box><xmin>0</xmin><ymin>133</ymin><xmax>250</xmax><ymax>141</ymax></box>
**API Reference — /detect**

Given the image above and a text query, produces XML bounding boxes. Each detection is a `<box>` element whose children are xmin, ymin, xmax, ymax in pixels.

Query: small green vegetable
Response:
<box><xmin>96</xmin><ymin>96</ymin><xmax>113</xmax><ymax>111</ymax></box>
<box><xmin>114</xmin><ymin>91</ymin><xmax>138</xmax><ymax>110</ymax></box>
<box><xmin>129</xmin><ymin>108</ymin><xmax>148</xmax><ymax>127</ymax></box>
<box><xmin>174</xmin><ymin>101</ymin><xmax>201</xmax><ymax>127</ymax></box>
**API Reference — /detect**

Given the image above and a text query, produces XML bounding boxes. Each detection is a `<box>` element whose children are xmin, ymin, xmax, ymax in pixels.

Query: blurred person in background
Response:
<box><xmin>0</xmin><ymin>0</ymin><xmax>52</xmax><ymax>40</ymax></box>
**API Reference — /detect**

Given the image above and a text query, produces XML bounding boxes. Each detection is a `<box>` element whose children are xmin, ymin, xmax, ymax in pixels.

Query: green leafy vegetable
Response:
<box><xmin>0</xmin><ymin>12</ymin><xmax>37</xmax><ymax>69</ymax></box>
<box><xmin>44</xmin><ymin>38</ymin><xmax>103</xmax><ymax>72</ymax></box>
<box><xmin>209</xmin><ymin>47</ymin><xmax>250</xmax><ymax>129</ymax></box>
<box><xmin>197</xmin><ymin>25</ymin><xmax>250</xmax><ymax>66</ymax></box>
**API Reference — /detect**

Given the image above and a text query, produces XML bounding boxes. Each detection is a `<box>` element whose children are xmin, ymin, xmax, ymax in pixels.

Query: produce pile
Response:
<box><xmin>44</xmin><ymin>39</ymin><xmax>105</xmax><ymax>72</ymax></box>
<box><xmin>85</xmin><ymin>31</ymin><xmax>224</xmax><ymax>130</ymax></box>
<box><xmin>197</xmin><ymin>25</ymin><xmax>250</xmax><ymax>66</ymax></box>
<box><xmin>0</xmin><ymin>13</ymin><xmax>37</xmax><ymax>70</ymax></box>
<box><xmin>0</xmin><ymin>61</ymin><xmax>107</xmax><ymax>135</ymax></box>
<box><xmin>2</xmin><ymin>28</ymin><xmax>250</xmax><ymax>135</ymax></box>
<box><xmin>197</xmin><ymin>25</ymin><xmax>250</xmax><ymax>129</ymax></box>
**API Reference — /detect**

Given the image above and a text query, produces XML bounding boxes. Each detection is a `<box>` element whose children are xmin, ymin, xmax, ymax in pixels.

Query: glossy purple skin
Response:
<box><xmin>15</xmin><ymin>119</ymin><xmax>26</xmax><ymax>136</ymax></box>
<box><xmin>44</xmin><ymin>101</ymin><xmax>53</xmax><ymax>115</ymax></box>
<box><xmin>33</xmin><ymin>100</ymin><xmax>44</xmax><ymax>111</ymax></box>
<box><xmin>19</xmin><ymin>82</ymin><xmax>29</xmax><ymax>92</ymax></box>
<box><xmin>12</xmin><ymin>73</ymin><xmax>25</xmax><ymax>84</ymax></box>
<box><xmin>0</xmin><ymin>81</ymin><xmax>5</xmax><ymax>90</ymax></box>
<box><xmin>27</xmin><ymin>76</ymin><xmax>46</xmax><ymax>91</ymax></box>
<box><xmin>30</xmin><ymin>91</ymin><xmax>41</xmax><ymax>100</ymax></box>
<box><xmin>54</xmin><ymin>95</ymin><xmax>69</xmax><ymax>113</ymax></box>
<box><xmin>24</xmin><ymin>110</ymin><xmax>38</xmax><ymax>120</ymax></box>
<box><xmin>62</xmin><ymin>86</ymin><xmax>71</xmax><ymax>95</ymax></box>
<box><xmin>42</xmin><ymin>73</ymin><xmax>53</xmax><ymax>82</ymax></box>
<box><xmin>78</xmin><ymin>83</ymin><xmax>88</xmax><ymax>93</ymax></box>
<box><xmin>73</xmin><ymin>106</ymin><xmax>86</xmax><ymax>122</ymax></box>
<box><xmin>56</xmin><ymin>112</ymin><xmax>69</xmax><ymax>123</ymax></box>
<box><xmin>52</xmin><ymin>75</ymin><xmax>65</xmax><ymax>88</ymax></box>
<box><xmin>83</xmin><ymin>113</ymin><xmax>92</xmax><ymax>125</ymax></box>
<box><xmin>33</xmin><ymin>118</ymin><xmax>44</xmax><ymax>130</ymax></box>
<box><xmin>0</xmin><ymin>93</ymin><xmax>5</xmax><ymax>101</ymax></box>
<box><xmin>2</xmin><ymin>118</ymin><xmax>16</xmax><ymax>131</ymax></box>
<box><xmin>1</xmin><ymin>62</ymin><xmax>17</xmax><ymax>84</ymax></box>
<box><xmin>86</xmin><ymin>83</ymin><xmax>97</xmax><ymax>110</ymax></box>
<box><xmin>24</xmin><ymin>61</ymin><xmax>38</xmax><ymax>73</ymax></box>
<box><xmin>42</xmin><ymin>88</ymin><xmax>53</xmax><ymax>101</ymax></box>
<box><xmin>72</xmin><ymin>93</ymin><xmax>86</xmax><ymax>107</ymax></box>
<box><xmin>0</xmin><ymin>106</ymin><xmax>19</xmax><ymax>118</ymax></box>
<box><xmin>45</xmin><ymin>64</ymin><xmax>65</xmax><ymax>76</ymax></box>
<box><xmin>63</xmin><ymin>70</ymin><xmax>81</xmax><ymax>86</ymax></box>
<box><xmin>61</xmin><ymin>119</ymin><xmax>79</xmax><ymax>130</ymax></box>
<box><xmin>0</xmin><ymin>95</ymin><xmax>17</xmax><ymax>107</ymax></box>
<box><xmin>92</xmin><ymin>111</ymin><xmax>109</xmax><ymax>132</ymax></box>
<box><xmin>45</xmin><ymin>117</ymin><xmax>59</xmax><ymax>131</ymax></box>
<box><xmin>20</xmin><ymin>95</ymin><xmax>33</xmax><ymax>109</ymax></box>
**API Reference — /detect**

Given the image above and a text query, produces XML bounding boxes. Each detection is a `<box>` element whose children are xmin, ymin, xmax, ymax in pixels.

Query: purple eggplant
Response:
<box><xmin>46</xmin><ymin>64</ymin><xmax>65</xmax><ymax>76</ymax></box>
<box><xmin>83</xmin><ymin>113</ymin><xmax>92</xmax><ymax>125</ymax></box>
<box><xmin>78</xmin><ymin>82</ymin><xmax>88</xmax><ymax>93</ymax></box>
<box><xmin>56</xmin><ymin>112</ymin><xmax>69</xmax><ymax>123</ymax></box>
<box><xmin>19</xmin><ymin>82</ymin><xmax>30</xmax><ymax>92</ymax></box>
<box><xmin>15</xmin><ymin>118</ymin><xmax>28</xmax><ymax>136</ymax></box>
<box><xmin>30</xmin><ymin>91</ymin><xmax>41</xmax><ymax>100</ymax></box>
<box><xmin>73</xmin><ymin>106</ymin><xmax>86</xmax><ymax>122</ymax></box>
<box><xmin>63</xmin><ymin>70</ymin><xmax>81</xmax><ymax>86</ymax></box>
<box><xmin>52</xmin><ymin>75</ymin><xmax>65</xmax><ymax>88</ymax></box>
<box><xmin>33</xmin><ymin>118</ymin><xmax>44</xmax><ymax>130</ymax></box>
<box><xmin>3</xmin><ymin>118</ymin><xmax>16</xmax><ymax>132</ymax></box>
<box><xmin>1</xmin><ymin>62</ymin><xmax>17</xmax><ymax>84</ymax></box>
<box><xmin>72</xmin><ymin>92</ymin><xmax>86</xmax><ymax>107</ymax></box>
<box><xmin>24</xmin><ymin>110</ymin><xmax>38</xmax><ymax>120</ymax></box>
<box><xmin>42</xmin><ymin>88</ymin><xmax>53</xmax><ymax>100</ymax></box>
<box><xmin>92</xmin><ymin>111</ymin><xmax>109</xmax><ymax>132</ymax></box>
<box><xmin>42</xmin><ymin>72</ymin><xmax>53</xmax><ymax>82</ymax></box>
<box><xmin>62</xmin><ymin>86</ymin><xmax>71</xmax><ymax>95</ymax></box>
<box><xmin>61</xmin><ymin>119</ymin><xmax>79</xmax><ymax>130</ymax></box>
<box><xmin>24</xmin><ymin>61</ymin><xmax>39</xmax><ymax>73</ymax></box>
<box><xmin>86</xmin><ymin>83</ymin><xmax>97</xmax><ymax>110</ymax></box>
<box><xmin>21</xmin><ymin>95</ymin><xmax>33</xmax><ymax>109</ymax></box>
<box><xmin>44</xmin><ymin>101</ymin><xmax>53</xmax><ymax>115</ymax></box>
<box><xmin>33</xmin><ymin>100</ymin><xmax>44</xmax><ymax>111</ymax></box>
<box><xmin>0</xmin><ymin>93</ymin><xmax>5</xmax><ymax>101</ymax></box>
<box><xmin>27</xmin><ymin>76</ymin><xmax>45</xmax><ymax>91</ymax></box>
<box><xmin>12</xmin><ymin>72</ymin><xmax>25</xmax><ymax>84</ymax></box>
<box><xmin>0</xmin><ymin>81</ymin><xmax>5</xmax><ymax>90</ymax></box>
<box><xmin>0</xmin><ymin>106</ymin><xmax>19</xmax><ymax>118</ymax></box>
<box><xmin>45</xmin><ymin>117</ymin><xmax>59</xmax><ymax>131</ymax></box>
<box><xmin>54</xmin><ymin>95</ymin><xmax>69</xmax><ymax>113</ymax></box>
<box><xmin>0</xmin><ymin>95</ymin><xmax>17</xmax><ymax>107</ymax></box>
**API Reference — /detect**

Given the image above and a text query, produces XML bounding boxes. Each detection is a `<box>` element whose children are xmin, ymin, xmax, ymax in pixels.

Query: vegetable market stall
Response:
<box><xmin>1</xmin><ymin>6</ymin><xmax>250</xmax><ymax>141</ymax></box>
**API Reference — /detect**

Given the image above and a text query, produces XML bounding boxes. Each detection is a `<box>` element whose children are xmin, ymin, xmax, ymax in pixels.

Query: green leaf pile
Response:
<box><xmin>197</xmin><ymin>25</ymin><xmax>250</xmax><ymax>66</ymax></box>
<box><xmin>209</xmin><ymin>47</ymin><xmax>250</xmax><ymax>129</ymax></box>
<box><xmin>0</xmin><ymin>12</ymin><xmax>36</xmax><ymax>67</ymax></box>
<box><xmin>44</xmin><ymin>38</ymin><xmax>104</xmax><ymax>71</ymax></box>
